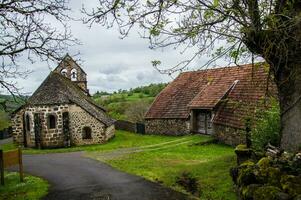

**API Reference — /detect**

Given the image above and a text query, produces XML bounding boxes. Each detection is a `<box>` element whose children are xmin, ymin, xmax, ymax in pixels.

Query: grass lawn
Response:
<box><xmin>0</xmin><ymin>172</ymin><xmax>48</xmax><ymax>200</ymax></box>
<box><xmin>1</xmin><ymin>130</ymin><xmax>194</xmax><ymax>154</ymax></box>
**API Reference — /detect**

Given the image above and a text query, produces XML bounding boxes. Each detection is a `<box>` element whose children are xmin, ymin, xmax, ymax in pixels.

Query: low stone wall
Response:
<box><xmin>213</xmin><ymin>124</ymin><xmax>246</xmax><ymax>146</ymax></box>
<box><xmin>145</xmin><ymin>119</ymin><xmax>190</xmax><ymax>135</ymax></box>
<box><xmin>115</xmin><ymin>120</ymin><xmax>136</xmax><ymax>133</ymax></box>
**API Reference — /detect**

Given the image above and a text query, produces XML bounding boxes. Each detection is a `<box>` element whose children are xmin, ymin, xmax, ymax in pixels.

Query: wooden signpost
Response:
<box><xmin>0</xmin><ymin>148</ymin><xmax>23</xmax><ymax>185</ymax></box>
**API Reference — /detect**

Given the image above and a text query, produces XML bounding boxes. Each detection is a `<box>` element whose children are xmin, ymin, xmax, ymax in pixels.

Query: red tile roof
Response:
<box><xmin>145</xmin><ymin>63</ymin><xmax>276</xmax><ymax>129</ymax></box>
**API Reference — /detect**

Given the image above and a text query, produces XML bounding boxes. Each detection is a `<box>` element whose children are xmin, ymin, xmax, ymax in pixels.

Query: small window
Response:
<box><xmin>71</xmin><ymin>68</ymin><xmax>77</xmax><ymax>81</ymax></box>
<box><xmin>25</xmin><ymin>114</ymin><xmax>30</xmax><ymax>131</ymax></box>
<box><xmin>48</xmin><ymin>114</ymin><xmax>56</xmax><ymax>129</ymax></box>
<box><xmin>82</xmin><ymin>127</ymin><xmax>92</xmax><ymax>139</ymax></box>
<box><xmin>61</xmin><ymin>69</ymin><xmax>68</xmax><ymax>77</ymax></box>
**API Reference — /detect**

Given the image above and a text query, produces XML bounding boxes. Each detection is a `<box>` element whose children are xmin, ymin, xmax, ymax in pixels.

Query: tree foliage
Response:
<box><xmin>0</xmin><ymin>0</ymin><xmax>78</xmax><ymax>95</ymax></box>
<box><xmin>82</xmin><ymin>0</ymin><xmax>299</xmax><ymax>73</ymax></box>
<box><xmin>251</xmin><ymin>99</ymin><xmax>280</xmax><ymax>151</ymax></box>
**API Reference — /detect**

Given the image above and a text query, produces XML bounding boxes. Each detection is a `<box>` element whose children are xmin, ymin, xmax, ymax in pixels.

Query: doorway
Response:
<box><xmin>192</xmin><ymin>110</ymin><xmax>212</xmax><ymax>134</ymax></box>
<box><xmin>34</xmin><ymin>113</ymin><xmax>42</xmax><ymax>148</ymax></box>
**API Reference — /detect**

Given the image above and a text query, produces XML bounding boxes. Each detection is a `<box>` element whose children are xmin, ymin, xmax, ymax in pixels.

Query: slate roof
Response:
<box><xmin>27</xmin><ymin>72</ymin><xmax>115</xmax><ymax>126</ymax></box>
<box><xmin>145</xmin><ymin>63</ymin><xmax>276</xmax><ymax>129</ymax></box>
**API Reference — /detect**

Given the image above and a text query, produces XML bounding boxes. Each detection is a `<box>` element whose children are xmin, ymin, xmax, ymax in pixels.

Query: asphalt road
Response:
<box><xmin>15</xmin><ymin>152</ymin><xmax>189</xmax><ymax>200</ymax></box>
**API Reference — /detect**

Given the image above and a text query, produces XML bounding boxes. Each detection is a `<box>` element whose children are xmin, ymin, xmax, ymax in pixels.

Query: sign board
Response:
<box><xmin>0</xmin><ymin>148</ymin><xmax>23</xmax><ymax>185</ymax></box>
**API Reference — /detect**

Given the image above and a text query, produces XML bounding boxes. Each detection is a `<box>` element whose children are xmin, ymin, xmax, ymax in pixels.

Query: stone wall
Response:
<box><xmin>12</xmin><ymin>104</ymin><xmax>69</xmax><ymax>148</ymax></box>
<box><xmin>68</xmin><ymin>104</ymin><xmax>113</xmax><ymax>145</ymax></box>
<box><xmin>145</xmin><ymin>119</ymin><xmax>190</xmax><ymax>135</ymax></box>
<box><xmin>12</xmin><ymin>108</ymin><xmax>25</xmax><ymax>145</ymax></box>
<box><xmin>213</xmin><ymin>124</ymin><xmax>246</xmax><ymax>146</ymax></box>
<box><xmin>12</xmin><ymin>103</ymin><xmax>115</xmax><ymax>148</ymax></box>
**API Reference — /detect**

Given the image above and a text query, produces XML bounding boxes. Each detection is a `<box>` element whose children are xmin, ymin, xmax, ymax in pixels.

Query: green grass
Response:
<box><xmin>0</xmin><ymin>142</ymin><xmax>17</xmax><ymax>152</ymax></box>
<box><xmin>20</xmin><ymin>130</ymin><xmax>197</xmax><ymax>154</ymax></box>
<box><xmin>0</xmin><ymin>172</ymin><xmax>48</xmax><ymax>200</ymax></box>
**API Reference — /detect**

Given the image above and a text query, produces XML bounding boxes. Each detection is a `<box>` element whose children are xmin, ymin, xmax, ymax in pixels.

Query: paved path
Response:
<box><xmin>0</xmin><ymin>137</ymin><xmax>12</xmax><ymax>145</ymax></box>
<box><xmin>14</xmin><ymin>152</ymin><xmax>189</xmax><ymax>200</ymax></box>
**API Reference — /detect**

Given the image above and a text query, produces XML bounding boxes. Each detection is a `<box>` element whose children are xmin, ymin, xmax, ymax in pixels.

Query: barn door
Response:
<box><xmin>195</xmin><ymin>110</ymin><xmax>212</xmax><ymax>134</ymax></box>
<box><xmin>34</xmin><ymin>113</ymin><xmax>42</xmax><ymax>148</ymax></box>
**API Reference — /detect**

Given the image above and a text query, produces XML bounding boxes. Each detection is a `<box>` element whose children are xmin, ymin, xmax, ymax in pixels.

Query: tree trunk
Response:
<box><xmin>274</xmin><ymin>62</ymin><xmax>301</xmax><ymax>152</ymax></box>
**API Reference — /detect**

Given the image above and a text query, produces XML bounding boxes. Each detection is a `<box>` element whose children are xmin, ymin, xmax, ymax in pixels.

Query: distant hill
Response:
<box><xmin>93</xmin><ymin>83</ymin><xmax>168</xmax><ymax>122</ymax></box>
<box><xmin>0</xmin><ymin>94</ymin><xmax>26</xmax><ymax>113</ymax></box>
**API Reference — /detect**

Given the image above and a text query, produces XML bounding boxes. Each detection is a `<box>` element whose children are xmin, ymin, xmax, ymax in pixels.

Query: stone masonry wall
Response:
<box><xmin>13</xmin><ymin>104</ymin><xmax>68</xmax><ymax>147</ymax></box>
<box><xmin>145</xmin><ymin>119</ymin><xmax>190</xmax><ymax>135</ymax></box>
<box><xmin>213</xmin><ymin>124</ymin><xmax>246</xmax><ymax>146</ymax></box>
<box><xmin>12</xmin><ymin>104</ymin><xmax>115</xmax><ymax>148</ymax></box>
<box><xmin>12</xmin><ymin>108</ymin><xmax>25</xmax><ymax>145</ymax></box>
<box><xmin>68</xmin><ymin>104</ymin><xmax>113</xmax><ymax>145</ymax></box>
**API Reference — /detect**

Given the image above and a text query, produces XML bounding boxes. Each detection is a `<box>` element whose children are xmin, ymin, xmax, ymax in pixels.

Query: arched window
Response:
<box><xmin>48</xmin><ymin>114</ymin><xmax>56</xmax><ymax>129</ymax></box>
<box><xmin>71</xmin><ymin>68</ymin><xmax>77</xmax><ymax>81</ymax></box>
<box><xmin>25</xmin><ymin>114</ymin><xmax>30</xmax><ymax>131</ymax></box>
<box><xmin>61</xmin><ymin>68</ymin><xmax>68</xmax><ymax>77</ymax></box>
<box><xmin>82</xmin><ymin>127</ymin><xmax>92</xmax><ymax>139</ymax></box>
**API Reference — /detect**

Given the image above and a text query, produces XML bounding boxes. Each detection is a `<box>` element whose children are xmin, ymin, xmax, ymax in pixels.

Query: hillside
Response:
<box><xmin>93</xmin><ymin>83</ymin><xmax>167</xmax><ymax>122</ymax></box>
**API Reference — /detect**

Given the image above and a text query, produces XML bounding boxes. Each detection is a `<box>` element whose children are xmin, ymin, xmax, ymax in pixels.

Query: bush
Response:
<box><xmin>251</xmin><ymin>99</ymin><xmax>280</xmax><ymax>151</ymax></box>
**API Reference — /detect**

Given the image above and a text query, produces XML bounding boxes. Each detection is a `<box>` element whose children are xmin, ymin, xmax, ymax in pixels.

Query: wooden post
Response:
<box><xmin>0</xmin><ymin>150</ymin><xmax>4</xmax><ymax>185</ymax></box>
<box><xmin>18</xmin><ymin>148</ymin><xmax>24</xmax><ymax>182</ymax></box>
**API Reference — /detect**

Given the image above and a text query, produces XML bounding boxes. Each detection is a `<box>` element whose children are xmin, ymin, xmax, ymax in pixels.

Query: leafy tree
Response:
<box><xmin>83</xmin><ymin>0</ymin><xmax>301</xmax><ymax>151</ymax></box>
<box><xmin>251</xmin><ymin>99</ymin><xmax>280</xmax><ymax>151</ymax></box>
<box><xmin>125</xmin><ymin>100</ymin><xmax>151</xmax><ymax>122</ymax></box>
<box><xmin>0</xmin><ymin>0</ymin><xmax>78</xmax><ymax>96</ymax></box>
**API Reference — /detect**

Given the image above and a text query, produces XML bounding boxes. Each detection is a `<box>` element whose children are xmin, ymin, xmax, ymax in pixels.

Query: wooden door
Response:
<box><xmin>34</xmin><ymin>113</ymin><xmax>42</xmax><ymax>148</ymax></box>
<box><xmin>62</xmin><ymin>112</ymin><xmax>70</xmax><ymax>146</ymax></box>
<box><xmin>195</xmin><ymin>110</ymin><xmax>212</xmax><ymax>134</ymax></box>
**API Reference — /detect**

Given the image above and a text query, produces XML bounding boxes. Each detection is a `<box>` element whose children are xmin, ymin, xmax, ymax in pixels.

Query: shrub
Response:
<box><xmin>251</xmin><ymin>99</ymin><xmax>280</xmax><ymax>151</ymax></box>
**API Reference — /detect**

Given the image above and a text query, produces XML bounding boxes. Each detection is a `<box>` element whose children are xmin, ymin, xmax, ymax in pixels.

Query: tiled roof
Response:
<box><xmin>145</xmin><ymin>63</ymin><xmax>276</xmax><ymax>129</ymax></box>
<box><xmin>27</xmin><ymin>72</ymin><xmax>115</xmax><ymax>126</ymax></box>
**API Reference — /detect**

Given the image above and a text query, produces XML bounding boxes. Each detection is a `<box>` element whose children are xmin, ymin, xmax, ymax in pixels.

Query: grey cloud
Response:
<box><xmin>4</xmin><ymin>0</ymin><xmax>227</xmax><ymax>95</ymax></box>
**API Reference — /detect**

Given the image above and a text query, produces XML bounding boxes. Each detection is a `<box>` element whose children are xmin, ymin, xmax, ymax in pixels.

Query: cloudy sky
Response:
<box><xmin>14</xmin><ymin>0</ymin><xmax>220</xmax><ymax>95</ymax></box>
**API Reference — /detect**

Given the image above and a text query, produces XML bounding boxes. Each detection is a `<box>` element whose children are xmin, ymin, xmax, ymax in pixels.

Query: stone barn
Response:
<box><xmin>12</xmin><ymin>54</ymin><xmax>115</xmax><ymax>148</ymax></box>
<box><xmin>144</xmin><ymin>63</ymin><xmax>276</xmax><ymax>146</ymax></box>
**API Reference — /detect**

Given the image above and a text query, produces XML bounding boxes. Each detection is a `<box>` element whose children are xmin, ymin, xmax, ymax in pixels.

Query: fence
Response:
<box><xmin>0</xmin><ymin>127</ymin><xmax>12</xmax><ymax>140</ymax></box>
<box><xmin>115</xmin><ymin>120</ymin><xmax>145</xmax><ymax>134</ymax></box>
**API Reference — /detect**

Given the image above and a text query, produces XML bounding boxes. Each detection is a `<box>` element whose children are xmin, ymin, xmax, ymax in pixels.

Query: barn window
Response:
<box><xmin>48</xmin><ymin>114</ymin><xmax>56</xmax><ymax>129</ymax></box>
<box><xmin>25</xmin><ymin>114</ymin><xmax>30</xmax><ymax>131</ymax></box>
<box><xmin>82</xmin><ymin>127</ymin><xmax>92</xmax><ymax>139</ymax></box>
<box><xmin>61</xmin><ymin>68</ymin><xmax>68</xmax><ymax>77</ymax></box>
<box><xmin>71</xmin><ymin>69</ymin><xmax>77</xmax><ymax>81</ymax></box>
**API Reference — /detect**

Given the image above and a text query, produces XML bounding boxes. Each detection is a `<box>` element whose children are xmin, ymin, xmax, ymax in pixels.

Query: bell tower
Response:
<box><xmin>54</xmin><ymin>54</ymin><xmax>89</xmax><ymax>94</ymax></box>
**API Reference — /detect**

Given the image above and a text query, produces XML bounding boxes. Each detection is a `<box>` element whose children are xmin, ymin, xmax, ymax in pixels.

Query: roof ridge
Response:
<box><xmin>179</xmin><ymin>62</ymin><xmax>264</xmax><ymax>75</ymax></box>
